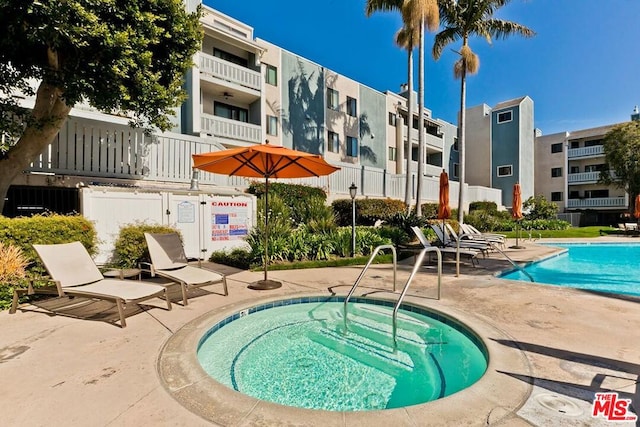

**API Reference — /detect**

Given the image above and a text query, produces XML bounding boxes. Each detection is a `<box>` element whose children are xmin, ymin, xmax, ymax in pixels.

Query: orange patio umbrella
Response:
<box><xmin>511</xmin><ymin>183</ymin><xmax>525</xmax><ymax>249</ymax></box>
<box><xmin>634</xmin><ymin>194</ymin><xmax>640</xmax><ymax>219</ymax></box>
<box><xmin>437</xmin><ymin>170</ymin><xmax>451</xmax><ymax>221</ymax></box>
<box><xmin>192</xmin><ymin>143</ymin><xmax>340</xmax><ymax>290</ymax></box>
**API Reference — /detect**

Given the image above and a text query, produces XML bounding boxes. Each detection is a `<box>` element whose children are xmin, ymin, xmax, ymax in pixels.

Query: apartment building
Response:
<box><xmin>535</xmin><ymin>123</ymin><xmax>629</xmax><ymax>225</ymax></box>
<box><xmin>465</xmin><ymin>96</ymin><xmax>535</xmax><ymax>208</ymax></box>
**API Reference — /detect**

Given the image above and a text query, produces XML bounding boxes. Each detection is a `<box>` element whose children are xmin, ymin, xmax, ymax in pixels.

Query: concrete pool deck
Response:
<box><xmin>2</xmin><ymin>237</ymin><xmax>639</xmax><ymax>426</ymax></box>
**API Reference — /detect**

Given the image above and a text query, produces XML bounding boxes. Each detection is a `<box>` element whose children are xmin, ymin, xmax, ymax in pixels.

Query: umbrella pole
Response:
<box><xmin>249</xmin><ymin>175</ymin><xmax>282</xmax><ymax>290</ymax></box>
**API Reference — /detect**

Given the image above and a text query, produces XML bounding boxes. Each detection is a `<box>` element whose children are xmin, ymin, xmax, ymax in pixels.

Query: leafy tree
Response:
<box><xmin>600</xmin><ymin>120</ymin><xmax>640</xmax><ymax>210</ymax></box>
<box><xmin>0</xmin><ymin>0</ymin><xmax>202</xmax><ymax>213</ymax></box>
<box><xmin>523</xmin><ymin>194</ymin><xmax>558</xmax><ymax>220</ymax></box>
<box><xmin>433</xmin><ymin>0</ymin><xmax>534</xmax><ymax>224</ymax></box>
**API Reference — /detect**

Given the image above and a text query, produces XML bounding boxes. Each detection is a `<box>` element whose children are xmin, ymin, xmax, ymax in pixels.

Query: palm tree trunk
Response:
<box><xmin>404</xmin><ymin>47</ymin><xmax>414</xmax><ymax>211</ymax></box>
<box><xmin>416</xmin><ymin>21</ymin><xmax>425</xmax><ymax>216</ymax></box>
<box><xmin>457</xmin><ymin>61</ymin><xmax>467</xmax><ymax>224</ymax></box>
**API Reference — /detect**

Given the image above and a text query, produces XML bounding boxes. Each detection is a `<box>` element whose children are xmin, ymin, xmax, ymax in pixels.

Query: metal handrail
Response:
<box><xmin>457</xmin><ymin>232</ymin><xmax>535</xmax><ymax>282</ymax></box>
<box><xmin>392</xmin><ymin>247</ymin><xmax>441</xmax><ymax>345</ymax></box>
<box><xmin>343</xmin><ymin>245</ymin><xmax>397</xmax><ymax>332</ymax></box>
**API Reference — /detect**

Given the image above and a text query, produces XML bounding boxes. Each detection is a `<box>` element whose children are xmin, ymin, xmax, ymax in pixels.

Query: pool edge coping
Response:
<box><xmin>157</xmin><ymin>291</ymin><xmax>534</xmax><ymax>426</ymax></box>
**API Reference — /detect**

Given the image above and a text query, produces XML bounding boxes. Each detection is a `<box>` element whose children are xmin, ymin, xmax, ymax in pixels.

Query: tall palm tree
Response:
<box><xmin>365</xmin><ymin>0</ymin><xmax>438</xmax><ymax>212</ymax></box>
<box><xmin>433</xmin><ymin>0</ymin><xmax>534</xmax><ymax>224</ymax></box>
<box><xmin>403</xmin><ymin>0</ymin><xmax>439</xmax><ymax>216</ymax></box>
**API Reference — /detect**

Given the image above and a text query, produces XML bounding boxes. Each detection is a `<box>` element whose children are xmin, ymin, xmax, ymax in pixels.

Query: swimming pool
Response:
<box><xmin>500</xmin><ymin>243</ymin><xmax>640</xmax><ymax>296</ymax></box>
<box><xmin>196</xmin><ymin>296</ymin><xmax>487</xmax><ymax>411</ymax></box>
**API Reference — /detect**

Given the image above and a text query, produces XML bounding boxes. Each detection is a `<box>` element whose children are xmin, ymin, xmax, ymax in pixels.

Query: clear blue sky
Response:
<box><xmin>206</xmin><ymin>0</ymin><xmax>640</xmax><ymax>135</ymax></box>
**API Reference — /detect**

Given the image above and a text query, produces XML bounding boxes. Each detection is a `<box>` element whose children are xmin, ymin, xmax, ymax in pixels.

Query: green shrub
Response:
<box><xmin>523</xmin><ymin>194</ymin><xmax>558</xmax><ymax>220</ymax></box>
<box><xmin>469</xmin><ymin>201</ymin><xmax>498</xmax><ymax>213</ymax></box>
<box><xmin>112</xmin><ymin>223</ymin><xmax>180</xmax><ymax>268</ymax></box>
<box><xmin>419</xmin><ymin>203</ymin><xmax>439</xmax><ymax>219</ymax></box>
<box><xmin>377</xmin><ymin>225</ymin><xmax>411</xmax><ymax>246</ymax></box>
<box><xmin>248</xmin><ymin>182</ymin><xmax>326</xmax><ymax>226</ymax></box>
<box><xmin>209</xmin><ymin>247</ymin><xmax>253</xmax><ymax>270</ymax></box>
<box><xmin>385</xmin><ymin>211</ymin><xmax>428</xmax><ymax>235</ymax></box>
<box><xmin>332</xmin><ymin>198</ymin><xmax>406</xmax><ymax>226</ymax></box>
<box><xmin>0</xmin><ymin>214</ymin><xmax>98</xmax><ymax>274</ymax></box>
<box><xmin>246</xmin><ymin>194</ymin><xmax>294</xmax><ymax>263</ymax></box>
<box><xmin>0</xmin><ymin>214</ymin><xmax>98</xmax><ymax>309</ymax></box>
<box><xmin>298</xmin><ymin>197</ymin><xmax>336</xmax><ymax>234</ymax></box>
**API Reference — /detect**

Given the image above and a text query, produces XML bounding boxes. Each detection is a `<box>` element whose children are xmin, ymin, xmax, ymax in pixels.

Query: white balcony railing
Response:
<box><xmin>567</xmin><ymin>145</ymin><xmax>604</xmax><ymax>159</ymax></box>
<box><xmin>566</xmin><ymin>196</ymin><xmax>628</xmax><ymax>209</ymax></box>
<box><xmin>201</xmin><ymin>113</ymin><xmax>262</xmax><ymax>144</ymax></box>
<box><xmin>568</xmin><ymin>171</ymin><xmax>600</xmax><ymax>184</ymax></box>
<box><xmin>199</xmin><ymin>53</ymin><xmax>261</xmax><ymax>92</ymax></box>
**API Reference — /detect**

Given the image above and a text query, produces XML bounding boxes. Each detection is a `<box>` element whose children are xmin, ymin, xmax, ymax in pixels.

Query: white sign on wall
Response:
<box><xmin>210</xmin><ymin>198</ymin><xmax>250</xmax><ymax>241</ymax></box>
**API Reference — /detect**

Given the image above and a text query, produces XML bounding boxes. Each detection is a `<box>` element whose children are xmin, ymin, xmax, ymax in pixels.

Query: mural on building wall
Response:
<box><xmin>281</xmin><ymin>55</ymin><xmax>325</xmax><ymax>154</ymax></box>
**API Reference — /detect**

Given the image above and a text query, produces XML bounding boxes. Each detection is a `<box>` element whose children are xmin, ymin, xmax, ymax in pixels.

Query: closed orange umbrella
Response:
<box><xmin>634</xmin><ymin>194</ymin><xmax>640</xmax><ymax>219</ymax></box>
<box><xmin>437</xmin><ymin>170</ymin><xmax>451</xmax><ymax>220</ymax></box>
<box><xmin>511</xmin><ymin>183</ymin><xmax>525</xmax><ymax>249</ymax></box>
<box><xmin>192</xmin><ymin>143</ymin><xmax>340</xmax><ymax>290</ymax></box>
<box><xmin>512</xmin><ymin>183</ymin><xmax>523</xmax><ymax>220</ymax></box>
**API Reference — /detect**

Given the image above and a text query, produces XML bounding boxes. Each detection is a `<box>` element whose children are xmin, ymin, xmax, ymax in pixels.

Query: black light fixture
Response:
<box><xmin>349</xmin><ymin>182</ymin><xmax>358</xmax><ymax>257</ymax></box>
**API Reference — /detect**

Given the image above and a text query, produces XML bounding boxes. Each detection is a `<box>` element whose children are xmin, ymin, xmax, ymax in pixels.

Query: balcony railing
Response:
<box><xmin>567</xmin><ymin>145</ymin><xmax>604</xmax><ymax>159</ymax></box>
<box><xmin>568</xmin><ymin>171</ymin><xmax>600</xmax><ymax>184</ymax></box>
<box><xmin>199</xmin><ymin>53</ymin><xmax>261</xmax><ymax>92</ymax></box>
<box><xmin>566</xmin><ymin>196</ymin><xmax>627</xmax><ymax>209</ymax></box>
<box><xmin>201</xmin><ymin>113</ymin><xmax>262</xmax><ymax>144</ymax></box>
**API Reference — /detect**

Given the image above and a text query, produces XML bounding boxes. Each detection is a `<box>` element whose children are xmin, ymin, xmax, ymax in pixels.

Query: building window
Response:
<box><xmin>453</xmin><ymin>137</ymin><xmax>459</xmax><ymax>152</ymax></box>
<box><xmin>327</xmin><ymin>131</ymin><xmax>339</xmax><ymax>153</ymax></box>
<box><xmin>585</xmin><ymin>164</ymin><xmax>605</xmax><ymax>172</ymax></box>
<box><xmin>346</xmin><ymin>136</ymin><xmax>358</xmax><ymax>157</ymax></box>
<box><xmin>266</xmin><ymin>115</ymin><xmax>278</xmax><ymax>136</ymax></box>
<box><xmin>388</xmin><ymin>112</ymin><xmax>397</xmax><ymax>126</ymax></box>
<box><xmin>327</xmin><ymin>88</ymin><xmax>339</xmax><ymax>111</ymax></box>
<box><xmin>453</xmin><ymin>163</ymin><xmax>459</xmax><ymax>179</ymax></box>
<box><xmin>585</xmin><ymin>139</ymin><xmax>603</xmax><ymax>147</ymax></box>
<box><xmin>388</xmin><ymin>146</ymin><xmax>397</xmax><ymax>161</ymax></box>
<box><xmin>570</xmin><ymin>165</ymin><xmax>579</xmax><ymax>174</ymax></box>
<box><xmin>551</xmin><ymin>192</ymin><xmax>563</xmax><ymax>202</ymax></box>
<box><xmin>551</xmin><ymin>167</ymin><xmax>563</xmax><ymax>178</ymax></box>
<box><xmin>214</xmin><ymin>101</ymin><xmax>248</xmax><ymax>122</ymax></box>
<box><xmin>213</xmin><ymin>48</ymin><xmax>248</xmax><ymax>67</ymax></box>
<box><xmin>569</xmin><ymin>140</ymin><xmax>580</xmax><ymax>149</ymax></box>
<box><xmin>265</xmin><ymin>64</ymin><xmax>277</xmax><ymax>86</ymax></box>
<box><xmin>585</xmin><ymin>189</ymin><xmax>609</xmax><ymax>198</ymax></box>
<box><xmin>551</xmin><ymin>143</ymin><xmax>563</xmax><ymax>153</ymax></box>
<box><xmin>412</xmin><ymin>117</ymin><xmax>419</xmax><ymax>129</ymax></box>
<box><xmin>496</xmin><ymin>165</ymin><xmax>513</xmax><ymax>177</ymax></box>
<box><xmin>346</xmin><ymin>96</ymin><xmax>357</xmax><ymax>117</ymax></box>
<box><xmin>497</xmin><ymin>110</ymin><xmax>513</xmax><ymax>124</ymax></box>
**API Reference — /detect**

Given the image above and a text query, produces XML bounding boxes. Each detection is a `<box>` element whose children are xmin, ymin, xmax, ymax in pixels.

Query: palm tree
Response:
<box><xmin>365</xmin><ymin>0</ymin><xmax>438</xmax><ymax>212</ymax></box>
<box><xmin>433</xmin><ymin>0</ymin><xmax>534</xmax><ymax>224</ymax></box>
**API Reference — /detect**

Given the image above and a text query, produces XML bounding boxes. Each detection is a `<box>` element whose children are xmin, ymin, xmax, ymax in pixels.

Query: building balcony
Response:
<box><xmin>200</xmin><ymin>113</ymin><xmax>262</xmax><ymax>145</ymax></box>
<box><xmin>566</xmin><ymin>196</ymin><xmax>628</xmax><ymax>209</ymax></box>
<box><xmin>568</xmin><ymin>171</ymin><xmax>600</xmax><ymax>185</ymax></box>
<box><xmin>567</xmin><ymin>145</ymin><xmax>604</xmax><ymax>159</ymax></box>
<box><xmin>199</xmin><ymin>52</ymin><xmax>261</xmax><ymax>93</ymax></box>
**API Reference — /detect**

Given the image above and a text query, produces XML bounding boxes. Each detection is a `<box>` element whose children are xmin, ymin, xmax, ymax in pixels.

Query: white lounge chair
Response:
<box><xmin>144</xmin><ymin>233</ymin><xmax>228</xmax><ymax>305</ymax></box>
<box><xmin>459</xmin><ymin>223</ymin><xmax>506</xmax><ymax>248</ymax></box>
<box><xmin>22</xmin><ymin>242</ymin><xmax>172</xmax><ymax>328</ymax></box>
<box><xmin>411</xmin><ymin>226</ymin><xmax>480</xmax><ymax>266</ymax></box>
<box><xmin>430</xmin><ymin>223</ymin><xmax>491</xmax><ymax>256</ymax></box>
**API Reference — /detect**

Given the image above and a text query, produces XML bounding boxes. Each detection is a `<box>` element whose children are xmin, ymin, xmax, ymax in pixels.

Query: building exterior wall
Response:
<box><xmin>359</xmin><ymin>85</ymin><xmax>387</xmax><ymax>169</ymax></box>
<box><xmin>517</xmin><ymin>97</ymin><xmax>535</xmax><ymax>203</ymax></box>
<box><xmin>491</xmin><ymin>105</ymin><xmax>520</xmax><ymax>207</ymax></box>
<box><xmin>535</xmin><ymin>132</ymin><xmax>568</xmax><ymax>211</ymax></box>
<box><xmin>465</xmin><ymin>104</ymin><xmax>491</xmax><ymax>187</ymax></box>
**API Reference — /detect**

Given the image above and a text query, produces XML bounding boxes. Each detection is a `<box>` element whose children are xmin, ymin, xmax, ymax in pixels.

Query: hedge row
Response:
<box><xmin>332</xmin><ymin>198</ymin><xmax>406</xmax><ymax>226</ymax></box>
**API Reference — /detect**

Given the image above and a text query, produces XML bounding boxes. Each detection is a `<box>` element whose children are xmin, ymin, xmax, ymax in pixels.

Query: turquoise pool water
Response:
<box><xmin>196</xmin><ymin>297</ymin><xmax>487</xmax><ymax>411</ymax></box>
<box><xmin>500</xmin><ymin>243</ymin><xmax>640</xmax><ymax>295</ymax></box>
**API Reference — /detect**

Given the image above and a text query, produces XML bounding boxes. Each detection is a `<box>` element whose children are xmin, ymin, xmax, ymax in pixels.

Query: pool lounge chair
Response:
<box><xmin>430</xmin><ymin>223</ymin><xmax>491</xmax><ymax>256</ymax></box>
<box><xmin>144</xmin><ymin>233</ymin><xmax>228</xmax><ymax>305</ymax></box>
<box><xmin>459</xmin><ymin>223</ymin><xmax>506</xmax><ymax>248</ymax></box>
<box><xmin>19</xmin><ymin>242</ymin><xmax>172</xmax><ymax>328</ymax></box>
<box><xmin>410</xmin><ymin>226</ymin><xmax>480</xmax><ymax>266</ymax></box>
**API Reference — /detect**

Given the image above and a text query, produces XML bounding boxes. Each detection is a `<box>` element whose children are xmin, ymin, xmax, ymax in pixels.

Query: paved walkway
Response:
<box><xmin>1</xmin><ymin>237</ymin><xmax>639</xmax><ymax>426</ymax></box>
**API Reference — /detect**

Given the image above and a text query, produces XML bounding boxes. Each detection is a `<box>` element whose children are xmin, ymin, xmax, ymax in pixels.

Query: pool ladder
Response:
<box><xmin>343</xmin><ymin>244</ymin><xmax>442</xmax><ymax>346</ymax></box>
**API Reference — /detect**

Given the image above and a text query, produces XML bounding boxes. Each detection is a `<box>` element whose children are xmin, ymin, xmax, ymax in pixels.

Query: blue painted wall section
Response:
<box><xmin>492</xmin><ymin>105</ymin><xmax>520</xmax><ymax>206</ymax></box>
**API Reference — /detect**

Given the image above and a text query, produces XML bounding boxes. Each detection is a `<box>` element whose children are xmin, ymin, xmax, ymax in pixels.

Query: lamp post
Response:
<box><xmin>349</xmin><ymin>182</ymin><xmax>357</xmax><ymax>257</ymax></box>
<box><xmin>189</xmin><ymin>168</ymin><xmax>200</xmax><ymax>191</ymax></box>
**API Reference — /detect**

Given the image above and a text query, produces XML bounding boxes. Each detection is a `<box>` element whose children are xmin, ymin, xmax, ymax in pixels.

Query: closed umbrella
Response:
<box><xmin>511</xmin><ymin>183</ymin><xmax>525</xmax><ymax>249</ymax></box>
<box><xmin>634</xmin><ymin>194</ymin><xmax>640</xmax><ymax>219</ymax></box>
<box><xmin>437</xmin><ymin>170</ymin><xmax>457</xmax><ymax>275</ymax></box>
<box><xmin>192</xmin><ymin>143</ymin><xmax>340</xmax><ymax>290</ymax></box>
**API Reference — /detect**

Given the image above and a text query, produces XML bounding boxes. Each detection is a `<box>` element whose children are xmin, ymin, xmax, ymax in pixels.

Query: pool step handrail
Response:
<box><xmin>457</xmin><ymin>232</ymin><xmax>535</xmax><ymax>282</ymax></box>
<box><xmin>392</xmin><ymin>247</ymin><xmax>441</xmax><ymax>345</ymax></box>
<box><xmin>343</xmin><ymin>244</ymin><xmax>397</xmax><ymax>332</ymax></box>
